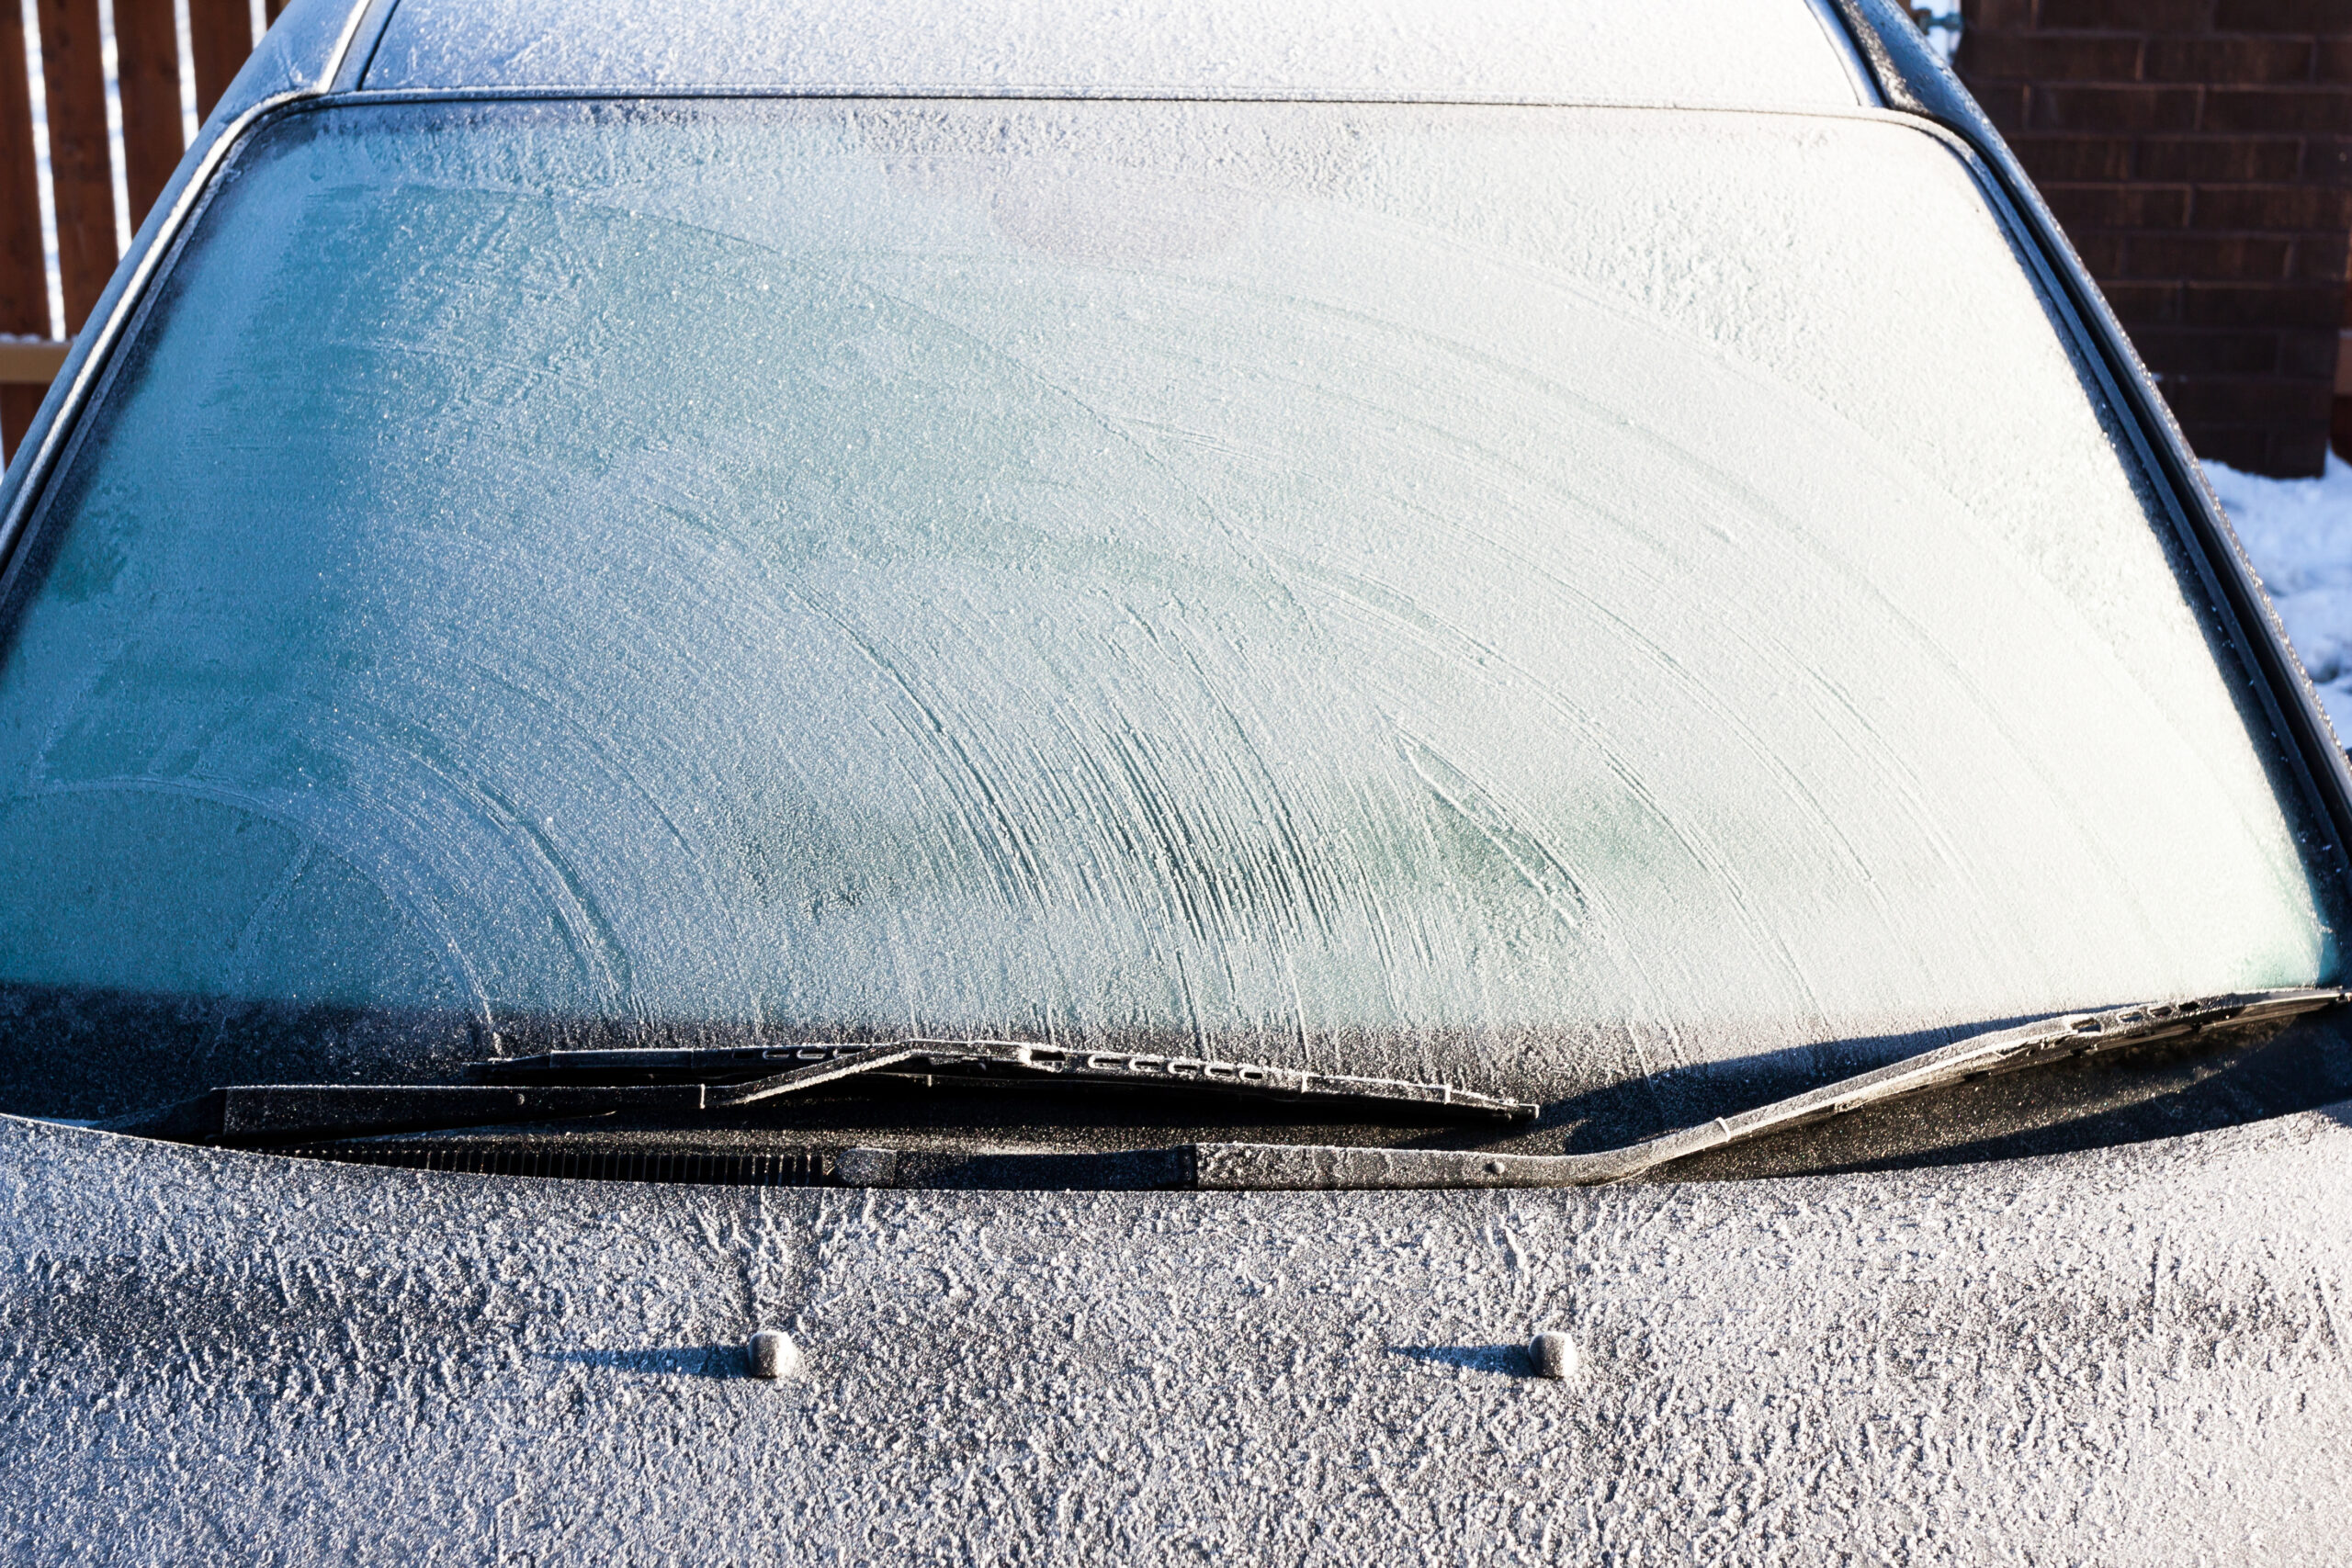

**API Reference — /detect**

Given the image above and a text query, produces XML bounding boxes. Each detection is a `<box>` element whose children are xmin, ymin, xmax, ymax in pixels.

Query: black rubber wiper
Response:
<box><xmin>478</xmin><ymin>1038</ymin><xmax>1534</xmax><ymax>1119</ymax></box>
<box><xmin>810</xmin><ymin>989</ymin><xmax>2347</xmax><ymax>1190</ymax></box>
<box><xmin>1177</xmin><ymin>987</ymin><xmax>2347</xmax><ymax>1190</ymax></box>
<box><xmin>110</xmin><ymin>1038</ymin><xmax>1535</xmax><ymax>1145</ymax></box>
<box><xmin>101</xmin><ymin>991</ymin><xmax>2343</xmax><ymax>1179</ymax></box>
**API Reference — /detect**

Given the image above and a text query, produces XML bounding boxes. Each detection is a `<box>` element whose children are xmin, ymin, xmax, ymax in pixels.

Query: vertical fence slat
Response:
<box><xmin>0</xmin><ymin>0</ymin><xmax>264</xmax><ymax>457</ymax></box>
<box><xmin>115</xmin><ymin>0</ymin><xmax>179</xmax><ymax>231</ymax></box>
<box><xmin>187</xmin><ymin>0</ymin><xmax>249</xmax><ymax>124</ymax></box>
<box><xmin>34</xmin><ymin>0</ymin><xmax>110</xmax><ymax>332</ymax></box>
<box><xmin>0</xmin><ymin>4</ymin><xmax>46</xmax><ymax>457</ymax></box>
<box><xmin>0</xmin><ymin>7</ymin><xmax>41</xmax><ymax>336</ymax></box>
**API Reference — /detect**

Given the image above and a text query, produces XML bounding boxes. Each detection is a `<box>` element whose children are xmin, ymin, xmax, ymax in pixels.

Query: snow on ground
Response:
<box><xmin>2205</xmin><ymin>455</ymin><xmax>2352</xmax><ymax>744</ymax></box>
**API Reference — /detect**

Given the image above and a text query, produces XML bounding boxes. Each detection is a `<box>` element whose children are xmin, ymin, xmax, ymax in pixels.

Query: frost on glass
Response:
<box><xmin>0</xmin><ymin>101</ymin><xmax>2334</xmax><ymax>1116</ymax></box>
<box><xmin>363</xmin><ymin>0</ymin><xmax>1865</xmax><ymax>108</ymax></box>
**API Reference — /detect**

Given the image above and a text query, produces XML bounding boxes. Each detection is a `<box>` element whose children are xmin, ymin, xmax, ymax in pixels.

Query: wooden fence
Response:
<box><xmin>0</xmin><ymin>0</ymin><xmax>277</xmax><ymax>457</ymax></box>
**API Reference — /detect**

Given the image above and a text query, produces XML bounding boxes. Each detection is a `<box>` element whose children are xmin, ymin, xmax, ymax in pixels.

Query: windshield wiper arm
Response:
<box><xmin>111</xmin><ymin>1038</ymin><xmax>1534</xmax><ymax>1145</ymax></box>
<box><xmin>103</xmin><ymin>991</ymin><xmax>2339</xmax><ymax>1172</ymax></box>
<box><xmin>476</xmin><ymin>1038</ymin><xmax>1537</xmax><ymax>1121</ymax></box>
<box><xmin>1177</xmin><ymin>987</ymin><xmax>2346</xmax><ymax>1191</ymax></box>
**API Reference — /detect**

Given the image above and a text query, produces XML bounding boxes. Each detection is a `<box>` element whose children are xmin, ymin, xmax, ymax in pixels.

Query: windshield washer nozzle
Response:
<box><xmin>747</xmin><ymin>1329</ymin><xmax>800</xmax><ymax>1381</ymax></box>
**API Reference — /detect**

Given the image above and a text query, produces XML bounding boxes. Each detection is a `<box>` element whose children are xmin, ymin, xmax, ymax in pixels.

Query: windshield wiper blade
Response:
<box><xmin>474</xmin><ymin>1038</ymin><xmax>1538</xmax><ymax>1122</ymax></box>
<box><xmin>108</xmin><ymin>1083</ymin><xmax>714</xmax><ymax>1145</ymax></box>
<box><xmin>106</xmin><ymin>991</ymin><xmax>2339</xmax><ymax>1168</ymax></box>
<box><xmin>1175</xmin><ymin>987</ymin><xmax>2346</xmax><ymax>1191</ymax></box>
<box><xmin>110</xmin><ymin>1038</ymin><xmax>1534</xmax><ymax>1145</ymax></box>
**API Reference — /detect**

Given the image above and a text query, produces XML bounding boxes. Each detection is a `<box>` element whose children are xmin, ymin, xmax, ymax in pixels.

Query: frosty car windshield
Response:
<box><xmin>0</xmin><ymin>97</ymin><xmax>2337</xmax><ymax>1121</ymax></box>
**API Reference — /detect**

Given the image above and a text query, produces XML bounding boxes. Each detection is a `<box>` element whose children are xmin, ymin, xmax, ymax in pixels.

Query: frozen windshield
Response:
<box><xmin>0</xmin><ymin>99</ymin><xmax>2335</xmax><ymax>1118</ymax></box>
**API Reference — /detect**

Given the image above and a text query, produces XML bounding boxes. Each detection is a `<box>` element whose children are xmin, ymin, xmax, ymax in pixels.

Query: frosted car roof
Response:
<box><xmin>359</xmin><ymin>0</ymin><xmax>1874</xmax><ymax>107</ymax></box>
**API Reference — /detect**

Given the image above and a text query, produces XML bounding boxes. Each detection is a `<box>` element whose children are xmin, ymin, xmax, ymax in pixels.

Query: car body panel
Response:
<box><xmin>4</xmin><ymin>1111</ymin><xmax>2350</xmax><ymax>1561</ymax></box>
<box><xmin>358</xmin><ymin>0</ymin><xmax>1871</xmax><ymax>107</ymax></box>
<box><xmin>3</xmin><ymin>3</ymin><xmax>2349</xmax><ymax>1559</ymax></box>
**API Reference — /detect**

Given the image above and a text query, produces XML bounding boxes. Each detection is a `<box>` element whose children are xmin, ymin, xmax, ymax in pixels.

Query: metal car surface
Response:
<box><xmin>2</xmin><ymin>0</ymin><xmax>2351</xmax><ymax>1559</ymax></box>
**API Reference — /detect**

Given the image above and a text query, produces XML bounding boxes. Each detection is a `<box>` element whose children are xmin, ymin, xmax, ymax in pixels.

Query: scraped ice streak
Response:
<box><xmin>0</xmin><ymin>101</ymin><xmax>2331</xmax><ymax>1112</ymax></box>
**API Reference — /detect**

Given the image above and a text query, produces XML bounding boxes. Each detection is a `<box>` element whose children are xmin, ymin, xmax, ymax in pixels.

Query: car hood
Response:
<box><xmin>3</xmin><ymin>1112</ymin><xmax>2350</xmax><ymax>1562</ymax></box>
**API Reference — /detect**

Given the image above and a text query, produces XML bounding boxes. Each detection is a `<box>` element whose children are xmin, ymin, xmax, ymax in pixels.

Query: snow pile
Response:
<box><xmin>2206</xmin><ymin>456</ymin><xmax>2352</xmax><ymax>744</ymax></box>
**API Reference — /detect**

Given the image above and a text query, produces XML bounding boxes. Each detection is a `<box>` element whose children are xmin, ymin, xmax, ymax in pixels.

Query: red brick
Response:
<box><xmin>1971</xmin><ymin>81</ymin><xmax>2031</xmax><ymax>130</ymax></box>
<box><xmin>2123</xmin><ymin>232</ymin><xmax>2293</xmax><ymax>276</ymax></box>
<box><xmin>2008</xmin><ymin>133</ymin><xmax>2138</xmax><ymax>179</ymax></box>
<box><xmin>2188</xmin><ymin>184</ymin><xmax>2352</xmax><ymax>229</ymax></box>
<box><xmin>1961</xmin><ymin>0</ymin><xmax>2041</xmax><ymax>28</ymax></box>
<box><xmin>2279</xmin><ymin>327</ymin><xmax>2343</xmax><ymax>378</ymax></box>
<box><xmin>2145</xmin><ymin>36</ymin><xmax>2315</xmax><ymax>85</ymax></box>
<box><xmin>2135</xmin><ymin>135</ymin><xmax>2305</xmax><ymax>180</ymax></box>
<box><xmin>1962</xmin><ymin>32</ymin><xmax>2144</xmax><ymax>82</ymax></box>
<box><xmin>2270</xmin><ymin>427</ymin><xmax>2333</xmax><ymax>476</ymax></box>
<box><xmin>2213</xmin><ymin>0</ymin><xmax>2352</xmax><ymax>29</ymax></box>
<box><xmin>2290</xmin><ymin>232</ymin><xmax>2352</xmax><ymax>277</ymax></box>
<box><xmin>2132</xmin><ymin>326</ymin><xmax>2289</xmax><ymax>373</ymax></box>
<box><xmin>2155</xmin><ymin>374</ymin><xmax>2333</xmax><ymax>423</ymax></box>
<box><xmin>2202</xmin><ymin>88</ymin><xmax>2352</xmax><ymax>134</ymax></box>
<box><xmin>2071</xmin><ymin>231</ymin><xmax>2128</xmax><ymax>274</ymax></box>
<box><xmin>2305</xmin><ymin>136</ymin><xmax>2352</xmax><ymax>184</ymax></box>
<box><xmin>2040</xmin><ymin>0</ymin><xmax>2212</xmax><ymax>27</ymax></box>
<box><xmin>2033</xmin><ymin>84</ymin><xmax>2203</xmax><ymax>130</ymax></box>
<box><xmin>2184</xmin><ymin>280</ymin><xmax>2346</xmax><ymax>326</ymax></box>
<box><xmin>2046</xmin><ymin>182</ymin><xmax>2193</xmax><ymax>227</ymax></box>
<box><xmin>2102</xmin><ymin>279</ymin><xmax>2188</xmax><ymax>322</ymax></box>
<box><xmin>1954</xmin><ymin>0</ymin><xmax>2352</xmax><ymax>479</ymax></box>
<box><xmin>2189</xmin><ymin>425</ymin><xmax>2274</xmax><ymax>470</ymax></box>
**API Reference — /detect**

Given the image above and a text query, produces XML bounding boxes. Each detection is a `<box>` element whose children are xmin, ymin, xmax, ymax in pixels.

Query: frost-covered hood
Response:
<box><xmin>6</xmin><ymin>1112</ymin><xmax>2351</xmax><ymax>1560</ymax></box>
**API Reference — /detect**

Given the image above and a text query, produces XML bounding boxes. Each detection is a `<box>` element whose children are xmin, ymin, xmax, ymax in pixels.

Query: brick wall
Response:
<box><xmin>1956</xmin><ymin>1</ymin><xmax>2352</xmax><ymax>478</ymax></box>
